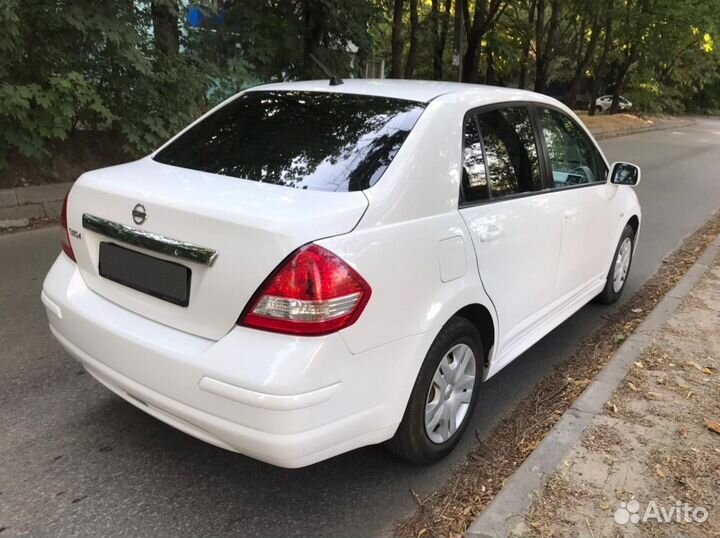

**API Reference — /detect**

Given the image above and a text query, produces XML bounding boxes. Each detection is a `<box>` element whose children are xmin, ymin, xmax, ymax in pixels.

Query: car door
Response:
<box><xmin>535</xmin><ymin>106</ymin><xmax>614</xmax><ymax>299</ymax></box>
<box><xmin>459</xmin><ymin>105</ymin><xmax>562</xmax><ymax>360</ymax></box>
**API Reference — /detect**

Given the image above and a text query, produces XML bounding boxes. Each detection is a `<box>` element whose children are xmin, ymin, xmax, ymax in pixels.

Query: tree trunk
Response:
<box><xmin>517</xmin><ymin>0</ymin><xmax>536</xmax><ymax>89</ymax></box>
<box><xmin>533</xmin><ymin>0</ymin><xmax>546</xmax><ymax>91</ymax></box>
<box><xmin>610</xmin><ymin>55</ymin><xmax>633</xmax><ymax>113</ymax></box>
<box><xmin>390</xmin><ymin>0</ymin><xmax>404</xmax><ymax>78</ymax></box>
<box><xmin>485</xmin><ymin>44</ymin><xmax>496</xmax><ymax>84</ymax></box>
<box><xmin>589</xmin><ymin>0</ymin><xmax>613</xmax><ymax>116</ymax></box>
<box><xmin>453</xmin><ymin>0</ymin><xmax>463</xmax><ymax>81</ymax></box>
<box><xmin>610</xmin><ymin>0</ymin><xmax>649</xmax><ymax>113</ymax></box>
<box><xmin>301</xmin><ymin>0</ymin><xmax>323</xmax><ymax>78</ymax></box>
<box><xmin>533</xmin><ymin>0</ymin><xmax>560</xmax><ymax>93</ymax></box>
<box><xmin>566</xmin><ymin>11</ymin><xmax>601</xmax><ymax>109</ymax></box>
<box><xmin>431</xmin><ymin>0</ymin><xmax>453</xmax><ymax>80</ymax></box>
<box><xmin>431</xmin><ymin>0</ymin><xmax>440</xmax><ymax>78</ymax></box>
<box><xmin>151</xmin><ymin>0</ymin><xmax>179</xmax><ymax>57</ymax></box>
<box><xmin>461</xmin><ymin>0</ymin><xmax>482</xmax><ymax>82</ymax></box>
<box><xmin>404</xmin><ymin>0</ymin><xmax>419</xmax><ymax>78</ymax></box>
<box><xmin>461</xmin><ymin>0</ymin><xmax>506</xmax><ymax>83</ymax></box>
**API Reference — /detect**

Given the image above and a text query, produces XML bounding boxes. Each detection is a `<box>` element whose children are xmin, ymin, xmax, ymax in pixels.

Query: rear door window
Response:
<box><xmin>153</xmin><ymin>91</ymin><xmax>425</xmax><ymax>192</ymax></box>
<box><xmin>461</xmin><ymin>117</ymin><xmax>490</xmax><ymax>202</ymax></box>
<box><xmin>461</xmin><ymin>106</ymin><xmax>542</xmax><ymax>201</ymax></box>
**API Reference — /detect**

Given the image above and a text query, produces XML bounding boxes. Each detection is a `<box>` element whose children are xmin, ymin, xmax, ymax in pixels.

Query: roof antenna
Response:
<box><xmin>309</xmin><ymin>53</ymin><xmax>344</xmax><ymax>86</ymax></box>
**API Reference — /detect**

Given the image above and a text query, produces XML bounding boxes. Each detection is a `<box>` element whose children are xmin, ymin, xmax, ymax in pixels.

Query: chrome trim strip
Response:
<box><xmin>82</xmin><ymin>213</ymin><xmax>218</xmax><ymax>266</ymax></box>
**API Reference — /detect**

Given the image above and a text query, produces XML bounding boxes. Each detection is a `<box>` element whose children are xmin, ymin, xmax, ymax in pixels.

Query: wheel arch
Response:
<box><xmin>453</xmin><ymin>303</ymin><xmax>496</xmax><ymax>370</ymax></box>
<box><xmin>627</xmin><ymin>214</ymin><xmax>640</xmax><ymax>236</ymax></box>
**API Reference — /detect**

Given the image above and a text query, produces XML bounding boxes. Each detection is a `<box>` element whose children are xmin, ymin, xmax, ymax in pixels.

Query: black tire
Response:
<box><xmin>385</xmin><ymin>316</ymin><xmax>483</xmax><ymax>464</ymax></box>
<box><xmin>595</xmin><ymin>105</ymin><xmax>603</xmax><ymax>113</ymax></box>
<box><xmin>595</xmin><ymin>224</ymin><xmax>635</xmax><ymax>304</ymax></box>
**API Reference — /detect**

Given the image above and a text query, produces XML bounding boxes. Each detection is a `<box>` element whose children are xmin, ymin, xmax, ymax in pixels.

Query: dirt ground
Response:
<box><xmin>520</xmin><ymin>253</ymin><xmax>720</xmax><ymax>538</ymax></box>
<box><xmin>576</xmin><ymin>113</ymin><xmax>686</xmax><ymax>136</ymax></box>
<box><xmin>578</xmin><ymin>112</ymin><xmax>653</xmax><ymax>131</ymax></box>
<box><xmin>0</xmin><ymin>131</ymin><xmax>130</xmax><ymax>190</ymax></box>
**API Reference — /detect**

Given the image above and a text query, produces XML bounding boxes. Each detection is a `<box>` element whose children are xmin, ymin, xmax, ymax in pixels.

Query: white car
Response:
<box><xmin>595</xmin><ymin>94</ymin><xmax>632</xmax><ymax>113</ymax></box>
<box><xmin>42</xmin><ymin>80</ymin><xmax>641</xmax><ymax>468</ymax></box>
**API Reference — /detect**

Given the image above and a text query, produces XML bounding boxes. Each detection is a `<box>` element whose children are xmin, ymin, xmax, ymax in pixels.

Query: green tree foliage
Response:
<box><xmin>1</xmin><ymin>0</ymin><xmax>719</xmax><ymax>169</ymax></box>
<box><xmin>0</xmin><ymin>0</ymin><xmax>375</xmax><ymax>166</ymax></box>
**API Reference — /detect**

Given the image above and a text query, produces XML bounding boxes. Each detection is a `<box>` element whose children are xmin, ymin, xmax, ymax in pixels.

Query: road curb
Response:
<box><xmin>464</xmin><ymin>233</ymin><xmax>720</xmax><ymax>538</ymax></box>
<box><xmin>590</xmin><ymin>119</ymin><xmax>696</xmax><ymax>140</ymax></box>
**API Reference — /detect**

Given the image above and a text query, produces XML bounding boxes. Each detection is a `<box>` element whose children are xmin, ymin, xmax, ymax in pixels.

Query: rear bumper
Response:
<box><xmin>42</xmin><ymin>254</ymin><xmax>424</xmax><ymax>467</ymax></box>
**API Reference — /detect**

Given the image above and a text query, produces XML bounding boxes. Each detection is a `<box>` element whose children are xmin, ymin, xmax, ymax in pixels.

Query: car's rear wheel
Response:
<box><xmin>595</xmin><ymin>105</ymin><xmax>603</xmax><ymax>113</ymax></box>
<box><xmin>596</xmin><ymin>224</ymin><xmax>635</xmax><ymax>304</ymax></box>
<box><xmin>385</xmin><ymin>316</ymin><xmax>482</xmax><ymax>464</ymax></box>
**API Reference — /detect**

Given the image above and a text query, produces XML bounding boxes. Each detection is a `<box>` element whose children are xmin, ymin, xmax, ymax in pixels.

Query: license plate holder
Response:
<box><xmin>98</xmin><ymin>242</ymin><xmax>191</xmax><ymax>306</ymax></box>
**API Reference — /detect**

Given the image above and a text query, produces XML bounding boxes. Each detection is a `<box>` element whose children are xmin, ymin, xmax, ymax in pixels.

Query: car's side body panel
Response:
<box><xmin>460</xmin><ymin>192</ymin><xmax>562</xmax><ymax>357</ymax></box>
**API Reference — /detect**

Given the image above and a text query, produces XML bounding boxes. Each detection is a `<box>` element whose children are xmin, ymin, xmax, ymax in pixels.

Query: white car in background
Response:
<box><xmin>42</xmin><ymin>80</ymin><xmax>642</xmax><ymax>468</ymax></box>
<box><xmin>595</xmin><ymin>94</ymin><xmax>632</xmax><ymax>113</ymax></box>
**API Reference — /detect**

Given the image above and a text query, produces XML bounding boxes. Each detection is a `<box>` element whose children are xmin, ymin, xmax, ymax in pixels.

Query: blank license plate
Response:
<box><xmin>98</xmin><ymin>242</ymin><xmax>191</xmax><ymax>306</ymax></box>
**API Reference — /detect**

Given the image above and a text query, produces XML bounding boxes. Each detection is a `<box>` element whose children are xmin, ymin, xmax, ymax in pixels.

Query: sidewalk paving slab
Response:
<box><xmin>0</xmin><ymin>204</ymin><xmax>46</xmax><ymax>221</ymax></box>
<box><xmin>15</xmin><ymin>182</ymin><xmax>72</xmax><ymax>205</ymax></box>
<box><xmin>0</xmin><ymin>189</ymin><xmax>18</xmax><ymax>208</ymax></box>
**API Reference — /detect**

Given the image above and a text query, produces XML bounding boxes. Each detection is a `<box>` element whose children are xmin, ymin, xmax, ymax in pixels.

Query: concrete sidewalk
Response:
<box><xmin>0</xmin><ymin>182</ymin><xmax>71</xmax><ymax>229</ymax></box>
<box><xmin>467</xmin><ymin>240</ymin><xmax>720</xmax><ymax>537</ymax></box>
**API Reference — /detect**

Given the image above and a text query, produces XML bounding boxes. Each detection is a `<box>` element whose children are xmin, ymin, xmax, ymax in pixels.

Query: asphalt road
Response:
<box><xmin>2</xmin><ymin>119</ymin><xmax>720</xmax><ymax>538</ymax></box>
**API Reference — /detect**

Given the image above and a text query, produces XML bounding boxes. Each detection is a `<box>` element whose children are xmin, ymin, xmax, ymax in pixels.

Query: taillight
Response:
<box><xmin>61</xmin><ymin>192</ymin><xmax>76</xmax><ymax>262</ymax></box>
<box><xmin>239</xmin><ymin>244</ymin><xmax>371</xmax><ymax>336</ymax></box>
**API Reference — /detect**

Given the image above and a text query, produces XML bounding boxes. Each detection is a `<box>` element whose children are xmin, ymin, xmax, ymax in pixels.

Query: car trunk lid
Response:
<box><xmin>67</xmin><ymin>158</ymin><xmax>368</xmax><ymax>340</ymax></box>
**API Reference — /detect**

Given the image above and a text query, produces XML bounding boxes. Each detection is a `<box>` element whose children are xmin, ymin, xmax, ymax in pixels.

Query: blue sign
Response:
<box><xmin>187</xmin><ymin>5</ymin><xmax>225</xmax><ymax>28</ymax></box>
<box><xmin>187</xmin><ymin>6</ymin><xmax>204</xmax><ymax>28</ymax></box>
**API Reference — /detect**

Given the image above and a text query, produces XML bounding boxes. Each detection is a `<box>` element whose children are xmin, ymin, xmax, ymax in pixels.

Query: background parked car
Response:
<box><xmin>595</xmin><ymin>95</ymin><xmax>632</xmax><ymax>113</ymax></box>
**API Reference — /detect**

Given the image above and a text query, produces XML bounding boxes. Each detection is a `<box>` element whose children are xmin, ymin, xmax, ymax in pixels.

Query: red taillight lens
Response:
<box><xmin>61</xmin><ymin>192</ymin><xmax>76</xmax><ymax>262</ymax></box>
<box><xmin>239</xmin><ymin>244</ymin><xmax>371</xmax><ymax>336</ymax></box>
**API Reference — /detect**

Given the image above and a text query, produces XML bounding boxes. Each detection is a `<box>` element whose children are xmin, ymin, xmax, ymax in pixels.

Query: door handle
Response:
<box><xmin>563</xmin><ymin>208</ymin><xmax>579</xmax><ymax>219</ymax></box>
<box><xmin>479</xmin><ymin>224</ymin><xmax>504</xmax><ymax>242</ymax></box>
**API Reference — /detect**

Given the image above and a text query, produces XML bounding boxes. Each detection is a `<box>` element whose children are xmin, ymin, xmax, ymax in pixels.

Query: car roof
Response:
<box><xmin>247</xmin><ymin>79</ymin><xmax>558</xmax><ymax>106</ymax></box>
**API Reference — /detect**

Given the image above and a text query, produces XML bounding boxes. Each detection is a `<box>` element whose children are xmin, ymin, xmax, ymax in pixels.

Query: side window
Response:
<box><xmin>474</xmin><ymin>107</ymin><xmax>542</xmax><ymax>198</ymax></box>
<box><xmin>462</xmin><ymin>117</ymin><xmax>490</xmax><ymax>202</ymax></box>
<box><xmin>538</xmin><ymin>108</ymin><xmax>607</xmax><ymax>188</ymax></box>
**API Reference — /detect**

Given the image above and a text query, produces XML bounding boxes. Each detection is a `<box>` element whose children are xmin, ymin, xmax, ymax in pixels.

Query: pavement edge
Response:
<box><xmin>464</xmin><ymin>233</ymin><xmax>720</xmax><ymax>538</ymax></box>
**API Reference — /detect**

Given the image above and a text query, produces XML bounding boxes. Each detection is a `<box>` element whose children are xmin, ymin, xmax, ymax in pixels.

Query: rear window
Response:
<box><xmin>153</xmin><ymin>90</ymin><xmax>425</xmax><ymax>192</ymax></box>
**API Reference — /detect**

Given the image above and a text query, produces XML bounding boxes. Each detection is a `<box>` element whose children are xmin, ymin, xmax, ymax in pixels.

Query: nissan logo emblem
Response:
<box><xmin>132</xmin><ymin>204</ymin><xmax>147</xmax><ymax>225</ymax></box>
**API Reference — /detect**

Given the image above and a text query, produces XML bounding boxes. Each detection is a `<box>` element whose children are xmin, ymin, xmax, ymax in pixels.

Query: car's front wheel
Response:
<box><xmin>385</xmin><ymin>316</ymin><xmax>482</xmax><ymax>464</ymax></box>
<box><xmin>596</xmin><ymin>224</ymin><xmax>635</xmax><ymax>304</ymax></box>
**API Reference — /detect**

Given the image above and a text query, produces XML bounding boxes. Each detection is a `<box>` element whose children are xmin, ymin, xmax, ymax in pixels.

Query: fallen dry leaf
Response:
<box><xmin>688</xmin><ymin>361</ymin><xmax>714</xmax><ymax>374</ymax></box>
<box><xmin>656</xmin><ymin>465</ymin><xmax>666</xmax><ymax>478</ymax></box>
<box><xmin>635</xmin><ymin>361</ymin><xmax>645</xmax><ymax>369</ymax></box>
<box><xmin>627</xmin><ymin>381</ymin><xmax>639</xmax><ymax>392</ymax></box>
<box><xmin>706</xmin><ymin>419</ymin><xmax>720</xmax><ymax>435</ymax></box>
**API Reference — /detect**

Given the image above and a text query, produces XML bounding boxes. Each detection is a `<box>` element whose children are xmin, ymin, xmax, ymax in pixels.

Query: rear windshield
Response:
<box><xmin>153</xmin><ymin>90</ymin><xmax>425</xmax><ymax>192</ymax></box>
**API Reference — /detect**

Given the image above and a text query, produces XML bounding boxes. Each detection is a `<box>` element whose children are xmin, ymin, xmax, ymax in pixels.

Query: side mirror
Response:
<box><xmin>609</xmin><ymin>161</ymin><xmax>641</xmax><ymax>186</ymax></box>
